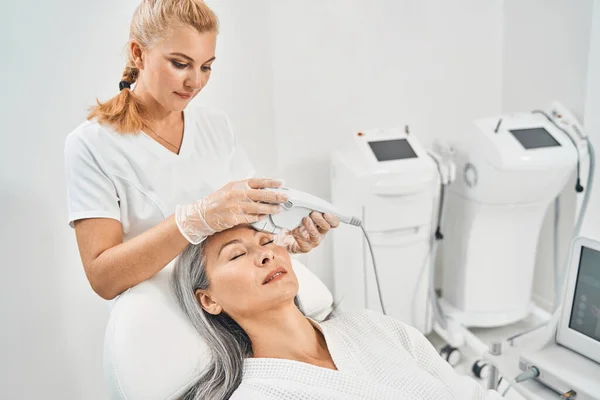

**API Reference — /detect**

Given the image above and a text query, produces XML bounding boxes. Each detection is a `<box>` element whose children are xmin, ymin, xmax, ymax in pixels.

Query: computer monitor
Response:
<box><xmin>556</xmin><ymin>236</ymin><xmax>600</xmax><ymax>365</ymax></box>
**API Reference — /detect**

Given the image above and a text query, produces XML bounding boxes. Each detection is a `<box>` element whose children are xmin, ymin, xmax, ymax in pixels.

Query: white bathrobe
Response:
<box><xmin>230</xmin><ymin>310</ymin><xmax>502</xmax><ymax>400</ymax></box>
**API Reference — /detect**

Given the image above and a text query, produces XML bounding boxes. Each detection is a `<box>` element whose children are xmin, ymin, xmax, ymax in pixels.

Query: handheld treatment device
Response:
<box><xmin>251</xmin><ymin>187</ymin><xmax>361</xmax><ymax>234</ymax></box>
<box><xmin>251</xmin><ymin>187</ymin><xmax>385</xmax><ymax>313</ymax></box>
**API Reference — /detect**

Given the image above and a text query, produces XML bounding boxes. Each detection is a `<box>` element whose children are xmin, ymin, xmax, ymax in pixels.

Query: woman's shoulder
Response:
<box><xmin>185</xmin><ymin>104</ymin><xmax>238</xmax><ymax>149</ymax></box>
<box><xmin>230</xmin><ymin>383</ymin><xmax>277</xmax><ymax>400</ymax></box>
<box><xmin>325</xmin><ymin>308</ymin><xmax>399</xmax><ymax>323</ymax></box>
<box><xmin>323</xmin><ymin>309</ymin><xmax>415</xmax><ymax>336</ymax></box>
<box><xmin>64</xmin><ymin>118</ymin><xmax>116</xmax><ymax>151</ymax></box>
<box><xmin>322</xmin><ymin>309</ymin><xmax>425</xmax><ymax>355</ymax></box>
<box><xmin>64</xmin><ymin>119</ymin><xmax>107</xmax><ymax>155</ymax></box>
<box><xmin>186</xmin><ymin>102</ymin><xmax>231</xmax><ymax>125</ymax></box>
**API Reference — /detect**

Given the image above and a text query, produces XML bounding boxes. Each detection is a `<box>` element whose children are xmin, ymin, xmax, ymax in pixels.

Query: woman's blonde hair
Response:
<box><xmin>88</xmin><ymin>0</ymin><xmax>219</xmax><ymax>133</ymax></box>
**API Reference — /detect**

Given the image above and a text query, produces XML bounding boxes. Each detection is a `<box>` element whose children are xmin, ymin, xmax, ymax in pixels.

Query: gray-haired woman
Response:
<box><xmin>172</xmin><ymin>224</ymin><xmax>504</xmax><ymax>400</ymax></box>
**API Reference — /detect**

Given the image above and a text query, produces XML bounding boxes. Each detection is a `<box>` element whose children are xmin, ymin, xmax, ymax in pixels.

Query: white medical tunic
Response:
<box><xmin>231</xmin><ymin>310</ymin><xmax>503</xmax><ymax>400</ymax></box>
<box><xmin>64</xmin><ymin>104</ymin><xmax>254</xmax><ymax>240</ymax></box>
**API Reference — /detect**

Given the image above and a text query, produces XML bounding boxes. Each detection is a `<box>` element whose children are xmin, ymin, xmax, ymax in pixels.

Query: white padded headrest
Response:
<box><xmin>104</xmin><ymin>258</ymin><xmax>333</xmax><ymax>400</ymax></box>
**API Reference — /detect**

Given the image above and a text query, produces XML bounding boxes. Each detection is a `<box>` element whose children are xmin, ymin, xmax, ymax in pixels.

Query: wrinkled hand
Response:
<box><xmin>275</xmin><ymin>212</ymin><xmax>340</xmax><ymax>253</ymax></box>
<box><xmin>176</xmin><ymin>178</ymin><xmax>288</xmax><ymax>244</ymax></box>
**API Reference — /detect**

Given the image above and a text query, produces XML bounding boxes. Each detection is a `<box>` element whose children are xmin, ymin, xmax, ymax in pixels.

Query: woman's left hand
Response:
<box><xmin>275</xmin><ymin>212</ymin><xmax>340</xmax><ymax>254</ymax></box>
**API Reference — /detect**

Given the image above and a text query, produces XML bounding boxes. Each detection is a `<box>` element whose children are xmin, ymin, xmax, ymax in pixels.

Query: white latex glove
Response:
<box><xmin>274</xmin><ymin>212</ymin><xmax>340</xmax><ymax>254</ymax></box>
<box><xmin>176</xmin><ymin>178</ymin><xmax>288</xmax><ymax>244</ymax></box>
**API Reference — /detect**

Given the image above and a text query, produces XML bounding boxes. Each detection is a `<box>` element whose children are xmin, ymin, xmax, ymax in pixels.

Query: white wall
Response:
<box><xmin>269</xmin><ymin>0</ymin><xmax>504</xmax><ymax>285</ymax></box>
<box><xmin>582</xmin><ymin>1</ymin><xmax>600</xmax><ymax>240</ymax></box>
<box><xmin>501</xmin><ymin>0</ymin><xmax>594</xmax><ymax>310</ymax></box>
<box><xmin>201</xmin><ymin>0</ymin><xmax>277</xmax><ymax>176</ymax></box>
<box><xmin>502</xmin><ymin>1</ymin><xmax>593</xmax><ymax>115</ymax></box>
<box><xmin>0</xmin><ymin>1</ymin><xmax>138</xmax><ymax>398</ymax></box>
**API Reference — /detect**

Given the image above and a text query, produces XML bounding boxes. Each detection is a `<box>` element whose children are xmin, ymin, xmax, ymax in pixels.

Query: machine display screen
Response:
<box><xmin>509</xmin><ymin>127</ymin><xmax>561</xmax><ymax>149</ymax></box>
<box><xmin>368</xmin><ymin>139</ymin><xmax>418</xmax><ymax>161</ymax></box>
<box><xmin>569</xmin><ymin>246</ymin><xmax>600</xmax><ymax>342</ymax></box>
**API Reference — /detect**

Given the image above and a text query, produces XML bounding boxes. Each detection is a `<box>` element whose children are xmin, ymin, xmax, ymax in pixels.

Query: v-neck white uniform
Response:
<box><xmin>230</xmin><ymin>310</ymin><xmax>503</xmax><ymax>400</ymax></box>
<box><xmin>64</xmin><ymin>104</ymin><xmax>254</xmax><ymax>241</ymax></box>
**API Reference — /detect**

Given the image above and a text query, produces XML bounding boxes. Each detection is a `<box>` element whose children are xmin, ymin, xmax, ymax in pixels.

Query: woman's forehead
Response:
<box><xmin>158</xmin><ymin>25</ymin><xmax>216</xmax><ymax>60</ymax></box>
<box><xmin>206</xmin><ymin>225</ymin><xmax>260</xmax><ymax>248</ymax></box>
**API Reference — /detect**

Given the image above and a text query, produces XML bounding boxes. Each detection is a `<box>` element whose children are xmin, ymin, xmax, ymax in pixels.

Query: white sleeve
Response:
<box><xmin>368</xmin><ymin>311</ymin><xmax>503</xmax><ymax>399</ymax></box>
<box><xmin>224</xmin><ymin>114</ymin><xmax>256</xmax><ymax>181</ymax></box>
<box><xmin>64</xmin><ymin>134</ymin><xmax>120</xmax><ymax>227</ymax></box>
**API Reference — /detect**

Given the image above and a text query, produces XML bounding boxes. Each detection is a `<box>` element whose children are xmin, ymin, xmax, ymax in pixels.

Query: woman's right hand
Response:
<box><xmin>175</xmin><ymin>178</ymin><xmax>289</xmax><ymax>244</ymax></box>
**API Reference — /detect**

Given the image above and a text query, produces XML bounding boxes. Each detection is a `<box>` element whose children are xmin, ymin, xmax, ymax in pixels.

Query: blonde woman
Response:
<box><xmin>172</xmin><ymin>224</ymin><xmax>504</xmax><ymax>400</ymax></box>
<box><xmin>64</xmin><ymin>0</ymin><xmax>338</xmax><ymax>301</ymax></box>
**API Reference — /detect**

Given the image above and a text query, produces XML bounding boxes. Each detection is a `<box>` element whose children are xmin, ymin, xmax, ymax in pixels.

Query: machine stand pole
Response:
<box><xmin>487</xmin><ymin>342</ymin><xmax>502</xmax><ymax>391</ymax></box>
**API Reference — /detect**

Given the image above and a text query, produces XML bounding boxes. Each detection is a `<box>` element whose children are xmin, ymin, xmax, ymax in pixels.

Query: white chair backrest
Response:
<box><xmin>104</xmin><ymin>258</ymin><xmax>333</xmax><ymax>400</ymax></box>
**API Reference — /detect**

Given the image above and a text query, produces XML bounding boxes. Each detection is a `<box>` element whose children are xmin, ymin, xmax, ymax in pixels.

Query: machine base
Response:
<box><xmin>439</xmin><ymin>298</ymin><xmax>534</xmax><ymax>328</ymax></box>
<box><xmin>432</xmin><ymin>303</ymin><xmax>553</xmax><ymax>384</ymax></box>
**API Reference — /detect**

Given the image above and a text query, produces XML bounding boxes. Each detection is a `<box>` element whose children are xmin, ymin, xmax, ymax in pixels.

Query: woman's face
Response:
<box><xmin>134</xmin><ymin>24</ymin><xmax>217</xmax><ymax>111</ymax></box>
<box><xmin>197</xmin><ymin>225</ymin><xmax>299</xmax><ymax>319</ymax></box>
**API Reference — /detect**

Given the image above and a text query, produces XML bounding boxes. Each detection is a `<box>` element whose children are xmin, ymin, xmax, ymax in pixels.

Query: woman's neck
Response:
<box><xmin>238</xmin><ymin>303</ymin><xmax>334</xmax><ymax>368</ymax></box>
<box><xmin>132</xmin><ymin>80</ymin><xmax>180</xmax><ymax>127</ymax></box>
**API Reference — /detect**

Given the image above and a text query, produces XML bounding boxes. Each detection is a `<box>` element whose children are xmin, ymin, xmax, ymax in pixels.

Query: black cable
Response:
<box><xmin>427</xmin><ymin>154</ymin><xmax>446</xmax><ymax>240</ymax></box>
<box><xmin>425</xmin><ymin>152</ymin><xmax>449</xmax><ymax>329</ymax></box>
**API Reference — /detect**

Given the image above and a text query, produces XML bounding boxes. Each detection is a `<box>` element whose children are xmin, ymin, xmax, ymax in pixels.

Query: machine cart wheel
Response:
<box><xmin>471</xmin><ymin>359</ymin><xmax>490</xmax><ymax>379</ymax></box>
<box><xmin>439</xmin><ymin>344</ymin><xmax>462</xmax><ymax>366</ymax></box>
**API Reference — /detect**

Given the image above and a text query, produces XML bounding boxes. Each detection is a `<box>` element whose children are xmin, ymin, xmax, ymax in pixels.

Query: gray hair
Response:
<box><xmin>171</xmin><ymin>241</ymin><xmax>303</xmax><ymax>400</ymax></box>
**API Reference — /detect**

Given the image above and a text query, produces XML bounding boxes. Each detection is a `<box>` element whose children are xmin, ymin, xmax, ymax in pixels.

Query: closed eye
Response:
<box><xmin>230</xmin><ymin>252</ymin><xmax>246</xmax><ymax>261</ymax></box>
<box><xmin>229</xmin><ymin>239</ymin><xmax>273</xmax><ymax>260</ymax></box>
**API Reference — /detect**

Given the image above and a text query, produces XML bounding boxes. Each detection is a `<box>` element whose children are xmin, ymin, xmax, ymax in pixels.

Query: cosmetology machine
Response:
<box><xmin>328</xmin><ymin>127</ymin><xmax>455</xmax><ymax>334</ymax></box>
<box><xmin>514</xmin><ymin>235</ymin><xmax>600</xmax><ymax>399</ymax></box>
<box><xmin>434</xmin><ymin>102</ymin><xmax>595</xmax><ymax>368</ymax></box>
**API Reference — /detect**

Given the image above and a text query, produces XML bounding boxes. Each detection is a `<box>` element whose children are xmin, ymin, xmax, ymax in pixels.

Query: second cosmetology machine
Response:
<box><xmin>435</xmin><ymin>102</ymin><xmax>594</xmax><ymax>366</ymax></box>
<box><xmin>329</xmin><ymin>127</ymin><xmax>455</xmax><ymax>334</ymax></box>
